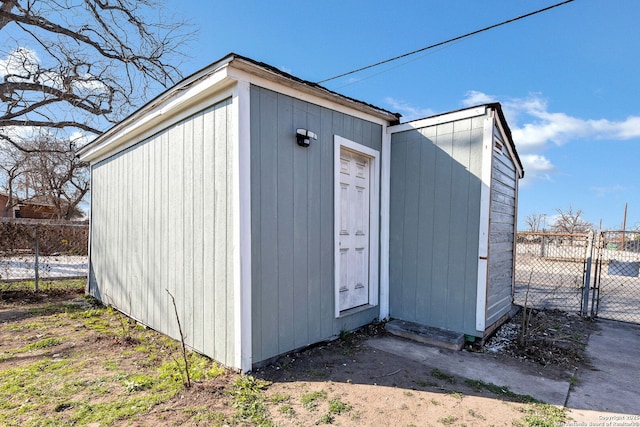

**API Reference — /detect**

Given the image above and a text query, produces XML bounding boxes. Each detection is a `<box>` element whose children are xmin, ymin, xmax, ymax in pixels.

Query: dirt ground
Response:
<box><xmin>0</xmin><ymin>287</ymin><xmax>592</xmax><ymax>426</ymax></box>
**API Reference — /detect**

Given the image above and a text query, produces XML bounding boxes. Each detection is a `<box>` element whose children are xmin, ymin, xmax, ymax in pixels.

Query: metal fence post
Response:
<box><xmin>34</xmin><ymin>225</ymin><xmax>39</xmax><ymax>291</ymax></box>
<box><xmin>581</xmin><ymin>230</ymin><xmax>594</xmax><ymax>317</ymax></box>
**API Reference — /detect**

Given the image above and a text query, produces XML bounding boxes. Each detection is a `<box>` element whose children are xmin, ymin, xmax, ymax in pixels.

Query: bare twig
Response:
<box><xmin>166</xmin><ymin>289</ymin><xmax>191</xmax><ymax>388</ymax></box>
<box><xmin>373</xmin><ymin>369</ymin><xmax>402</xmax><ymax>378</ymax></box>
<box><xmin>519</xmin><ymin>270</ymin><xmax>533</xmax><ymax>346</ymax></box>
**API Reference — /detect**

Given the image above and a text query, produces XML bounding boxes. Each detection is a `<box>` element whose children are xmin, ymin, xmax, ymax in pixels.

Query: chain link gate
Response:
<box><xmin>515</xmin><ymin>230</ymin><xmax>640</xmax><ymax>324</ymax></box>
<box><xmin>515</xmin><ymin>232</ymin><xmax>592</xmax><ymax>314</ymax></box>
<box><xmin>589</xmin><ymin>230</ymin><xmax>640</xmax><ymax>323</ymax></box>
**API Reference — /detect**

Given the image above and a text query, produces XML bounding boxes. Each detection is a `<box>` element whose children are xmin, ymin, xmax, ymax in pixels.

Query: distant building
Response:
<box><xmin>0</xmin><ymin>193</ymin><xmax>59</xmax><ymax>219</ymax></box>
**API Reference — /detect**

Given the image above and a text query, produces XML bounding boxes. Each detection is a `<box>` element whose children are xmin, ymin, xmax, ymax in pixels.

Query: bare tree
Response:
<box><xmin>552</xmin><ymin>206</ymin><xmax>593</xmax><ymax>234</ymax></box>
<box><xmin>0</xmin><ymin>0</ymin><xmax>193</xmax><ymax>152</ymax></box>
<box><xmin>23</xmin><ymin>136</ymin><xmax>89</xmax><ymax>219</ymax></box>
<box><xmin>1</xmin><ymin>135</ymin><xmax>88</xmax><ymax>219</ymax></box>
<box><xmin>0</xmin><ymin>141</ymin><xmax>31</xmax><ymax>216</ymax></box>
<box><xmin>525</xmin><ymin>212</ymin><xmax>546</xmax><ymax>232</ymax></box>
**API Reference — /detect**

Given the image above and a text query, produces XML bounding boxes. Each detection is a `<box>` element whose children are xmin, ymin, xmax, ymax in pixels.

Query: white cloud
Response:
<box><xmin>462</xmin><ymin>91</ymin><xmax>640</xmax><ymax>185</ymax></box>
<box><xmin>589</xmin><ymin>184</ymin><xmax>627</xmax><ymax>198</ymax></box>
<box><xmin>69</xmin><ymin>131</ymin><xmax>93</xmax><ymax>148</ymax></box>
<box><xmin>519</xmin><ymin>154</ymin><xmax>555</xmax><ymax>185</ymax></box>
<box><xmin>1</xmin><ymin>47</ymin><xmax>108</xmax><ymax>96</ymax></box>
<box><xmin>461</xmin><ymin>90</ymin><xmax>497</xmax><ymax>107</ymax></box>
<box><xmin>0</xmin><ymin>47</ymin><xmax>40</xmax><ymax>78</ymax></box>
<box><xmin>384</xmin><ymin>97</ymin><xmax>435</xmax><ymax>121</ymax></box>
<box><xmin>385</xmin><ymin>90</ymin><xmax>640</xmax><ymax>187</ymax></box>
<box><xmin>465</xmin><ymin>91</ymin><xmax>640</xmax><ymax>154</ymax></box>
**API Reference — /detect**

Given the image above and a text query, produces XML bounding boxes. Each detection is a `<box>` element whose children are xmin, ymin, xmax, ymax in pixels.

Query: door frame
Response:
<box><xmin>334</xmin><ymin>135</ymin><xmax>380</xmax><ymax>317</ymax></box>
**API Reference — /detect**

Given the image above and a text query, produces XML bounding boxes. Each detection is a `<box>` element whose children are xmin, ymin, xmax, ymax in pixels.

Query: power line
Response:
<box><xmin>317</xmin><ymin>0</ymin><xmax>575</xmax><ymax>84</ymax></box>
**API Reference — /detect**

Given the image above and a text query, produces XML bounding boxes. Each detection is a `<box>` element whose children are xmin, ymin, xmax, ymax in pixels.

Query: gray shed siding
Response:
<box><xmin>249</xmin><ymin>85</ymin><xmax>382</xmax><ymax>364</ymax></box>
<box><xmin>486</xmin><ymin>127</ymin><xmax>518</xmax><ymax>326</ymax></box>
<box><xmin>89</xmin><ymin>99</ymin><xmax>237</xmax><ymax>367</ymax></box>
<box><xmin>389</xmin><ymin>117</ymin><xmax>484</xmax><ymax>337</ymax></box>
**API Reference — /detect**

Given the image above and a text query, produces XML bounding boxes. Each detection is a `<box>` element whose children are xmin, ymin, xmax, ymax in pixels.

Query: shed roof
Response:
<box><xmin>389</xmin><ymin>103</ymin><xmax>524</xmax><ymax>179</ymax></box>
<box><xmin>77</xmin><ymin>53</ymin><xmax>401</xmax><ymax>161</ymax></box>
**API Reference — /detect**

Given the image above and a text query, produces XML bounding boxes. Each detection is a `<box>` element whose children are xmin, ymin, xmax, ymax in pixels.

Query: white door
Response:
<box><xmin>338</xmin><ymin>147</ymin><xmax>371</xmax><ymax>311</ymax></box>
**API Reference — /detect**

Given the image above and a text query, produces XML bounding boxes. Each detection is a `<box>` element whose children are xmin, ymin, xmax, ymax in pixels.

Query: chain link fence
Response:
<box><xmin>592</xmin><ymin>231</ymin><xmax>640</xmax><ymax>323</ymax></box>
<box><xmin>0</xmin><ymin>219</ymin><xmax>89</xmax><ymax>290</ymax></box>
<box><xmin>515</xmin><ymin>232</ymin><xmax>590</xmax><ymax>314</ymax></box>
<box><xmin>515</xmin><ymin>231</ymin><xmax>640</xmax><ymax>324</ymax></box>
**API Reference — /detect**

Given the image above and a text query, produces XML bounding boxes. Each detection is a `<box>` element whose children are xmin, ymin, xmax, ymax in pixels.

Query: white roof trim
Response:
<box><xmin>78</xmin><ymin>64</ymin><xmax>235</xmax><ymax>162</ymax></box>
<box><xmin>78</xmin><ymin>54</ymin><xmax>399</xmax><ymax>162</ymax></box>
<box><xmin>387</xmin><ymin>106</ymin><xmax>487</xmax><ymax>134</ymax></box>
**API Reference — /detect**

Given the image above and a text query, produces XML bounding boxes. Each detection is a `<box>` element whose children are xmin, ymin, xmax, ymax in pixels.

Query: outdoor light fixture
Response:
<box><xmin>296</xmin><ymin>128</ymin><xmax>317</xmax><ymax>147</ymax></box>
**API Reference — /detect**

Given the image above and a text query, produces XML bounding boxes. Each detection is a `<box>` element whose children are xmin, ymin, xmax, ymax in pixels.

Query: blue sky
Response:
<box><xmin>4</xmin><ymin>0</ymin><xmax>635</xmax><ymax>229</ymax></box>
<box><xmin>165</xmin><ymin>0</ymin><xmax>639</xmax><ymax>230</ymax></box>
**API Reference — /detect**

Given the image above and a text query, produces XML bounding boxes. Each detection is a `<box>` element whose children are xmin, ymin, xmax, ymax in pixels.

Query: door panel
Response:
<box><xmin>338</xmin><ymin>148</ymin><xmax>370</xmax><ymax>311</ymax></box>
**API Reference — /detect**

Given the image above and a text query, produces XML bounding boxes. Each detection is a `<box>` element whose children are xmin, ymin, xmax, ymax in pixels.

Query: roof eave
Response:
<box><xmin>78</xmin><ymin>53</ymin><xmax>401</xmax><ymax>162</ymax></box>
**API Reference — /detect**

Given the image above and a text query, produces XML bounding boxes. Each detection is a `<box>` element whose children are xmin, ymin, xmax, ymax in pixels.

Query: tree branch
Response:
<box><xmin>0</xmin><ymin>119</ymin><xmax>101</xmax><ymax>134</ymax></box>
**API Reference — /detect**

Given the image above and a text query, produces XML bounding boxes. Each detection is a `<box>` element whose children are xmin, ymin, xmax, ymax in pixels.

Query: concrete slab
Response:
<box><xmin>566</xmin><ymin>320</ymin><xmax>640</xmax><ymax>420</ymax></box>
<box><xmin>367</xmin><ymin>335</ymin><xmax>571</xmax><ymax>406</ymax></box>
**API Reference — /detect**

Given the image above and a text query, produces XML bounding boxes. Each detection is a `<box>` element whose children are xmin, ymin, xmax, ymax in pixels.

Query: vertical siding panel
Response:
<box><xmin>109</xmin><ymin>154</ymin><xmax>117</xmax><ymax>306</ymax></box>
<box><xmin>154</xmin><ymin>133</ymin><xmax>164</xmax><ymax>332</ymax></box>
<box><xmin>249</xmin><ymin>88</ymin><xmax>262</xmax><ymax>361</ymax></box>
<box><xmin>213</xmin><ymin>102</ymin><xmax>228</xmax><ymax>362</ymax></box>
<box><xmin>108</xmin><ymin>158</ymin><xmax>116</xmax><ymax>303</ymax></box>
<box><xmin>430</xmin><ymin>127</ymin><xmax>453</xmax><ymax>327</ymax></box>
<box><xmin>147</xmin><ymin>138</ymin><xmax>155</xmax><ymax>329</ymax></box>
<box><xmin>224</xmin><ymin>99</ymin><xmax>235</xmax><ymax>365</ymax></box>
<box><xmin>464</xmin><ymin>125</ymin><xmax>483</xmax><ymax>333</ymax></box>
<box><xmin>319</xmin><ymin>107</ymin><xmax>334</xmax><ymax>340</ymax></box>
<box><xmin>159</xmin><ymin>131</ymin><xmax>169</xmax><ymax>337</ymax></box>
<box><xmin>141</xmin><ymin>141</ymin><xmax>149</xmax><ymax>324</ymax></box>
<box><xmin>415</xmin><ymin>130</ymin><xmax>436</xmax><ymax>325</ymax></box>
<box><xmin>132</xmin><ymin>145</ymin><xmax>143</xmax><ymax>318</ymax></box>
<box><xmin>401</xmin><ymin>134</ymin><xmax>420</xmax><ymax>321</ymax></box>
<box><xmin>306</xmin><ymin>103</ymin><xmax>322</xmax><ymax>343</ymax></box>
<box><xmin>276</xmin><ymin>93</ymin><xmax>295</xmax><ymax>354</ymax></box>
<box><xmin>182</xmin><ymin>119</ymin><xmax>194</xmax><ymax>346</ymax></box>
<box><xmin>117</xmin><ymin>151</ymin><xmax>125</xmax><ymax>307</ymax></box>
<box><xmin>169</xmin><ymin>125</ymin><xmax>183</xmax><ymax>339</ymax></box>
<box><xmin>343</xmin><ymin>114</ymin><xmax>354</xmax><ymax>141</ymax></box>
<box><xmin>353</xmin><ymin>118</ymin><xmax>363</xmax><ymax>146</ymax></box>
<box><xmin>257</xmin><ymin>88</ymin><xmax>279</xmax><ymax>361</ymax></box>
<box><xmin>292</xmin><ymin>99</ymin><xmax>309</xmax><ymax>348</ymax></box>
<box><xmin>446</xmin><ymin>127</ymin><xmax>471</xmax><ymax>332</ymax></box>
<box><xmin>192</xmin><ymin>112</ymin><xmax>205</xmax><ymax>351</ymax></box>
<box><xmin>126</xmin><ymin>149</ymin><xmax>134</xmax><ymax>310</ymax></box>
<box><xmin>201</xmin><ymin>107</ymin><xmax>215</xmax><ymax>357</ymax></box>
<box><xmin>486</xmin><ymin>131</ymin><xmax>517</xmax><ymax>326</ymax></box>
<box><xmin>389</xmin><ymin>132</ymin><xmax>407</xmax><ymax>318</ymax></box>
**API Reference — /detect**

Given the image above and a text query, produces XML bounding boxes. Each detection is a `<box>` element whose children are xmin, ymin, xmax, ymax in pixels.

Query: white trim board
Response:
<box><xmin>475</xmin><ymin>115</ymin><xmax>494</xmax><ymax>332</ymax></box>
<box><xmin>388</xmin><ymin>106</ymin><xmax>487</xmax><ymax>135</ymax></box>
<box><xmin>334</xmin><ymin>135</ymin><xmax>381</xmax><ymax>318</ymax></box>
<box><xmin>233</xmin><ymin>80</ymin><xmax>253</xmax><ymax>373</ymax></box>
<box><xmin>379</xmin><ymin>127</ymin><xmax>391</xmax><ymax>320</ymax></box>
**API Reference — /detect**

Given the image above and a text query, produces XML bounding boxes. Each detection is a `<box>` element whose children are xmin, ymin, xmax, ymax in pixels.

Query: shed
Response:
<box><xmin>387</xmin><ymin>106</ymin><xmax>524</xmax><ymax>341</ymax></box>
<box><xmin>78</xmin><ymin>53</ymin><xmax>523</xmax><ymax>372</ymax></box>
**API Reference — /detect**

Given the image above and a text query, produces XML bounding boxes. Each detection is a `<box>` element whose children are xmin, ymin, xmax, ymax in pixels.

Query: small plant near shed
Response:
<box><xmin>301</xmin><ymin>390</ymin><xmax>328</xmax><ymax>411</ymax></box>
<box><xmin>431</xmin><ymin>368</ymin><xmax>456</xmax><ymax>384</ymax></box>
<box><xmin>229</xmin><ymin>375</ymin><xmax>273</xmax><ymax>426</ymax></box>
<box><xmin>328</xmin><ymin>397</ymin><xmax>351</xmax><ymax>414</ymax></box>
